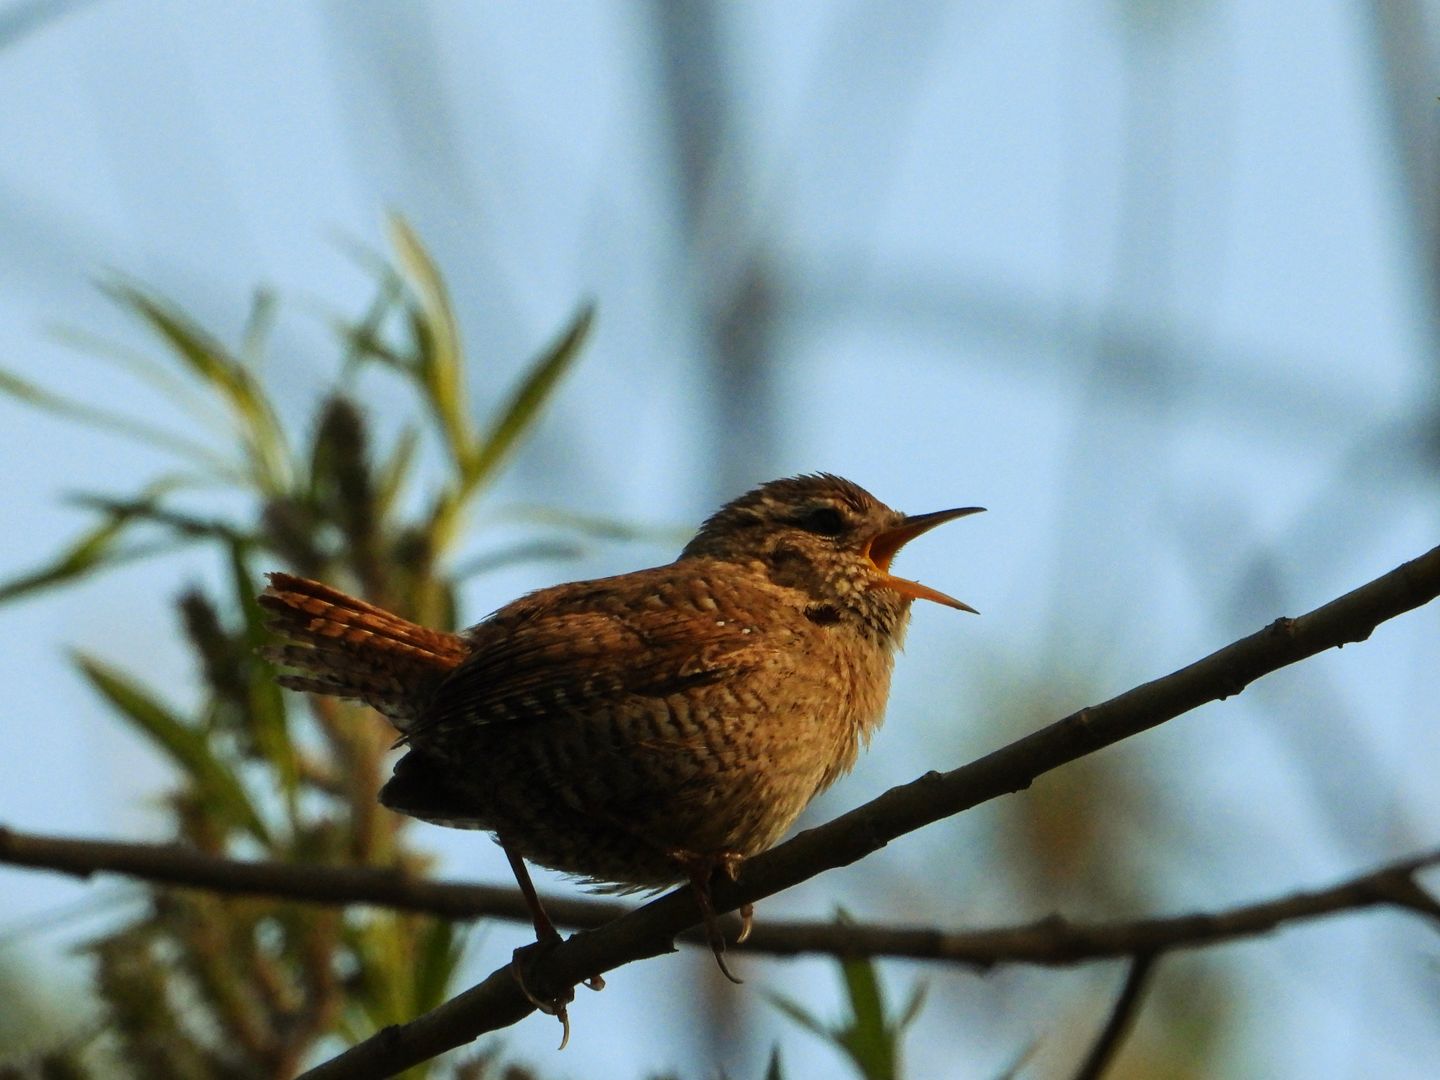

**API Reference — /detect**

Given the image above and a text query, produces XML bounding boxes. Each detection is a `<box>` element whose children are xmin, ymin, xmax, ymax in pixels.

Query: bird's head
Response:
<box><xmin>680</xmin><ymin>473</ymin><xmax>983</xmax><ymax>640</ymax></box>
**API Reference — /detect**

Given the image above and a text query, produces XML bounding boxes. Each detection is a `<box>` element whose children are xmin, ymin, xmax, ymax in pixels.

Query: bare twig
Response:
<box><xmin>286</xmin><ymin>543</ymin><xmax>1440</xmax><ymax>1078</ymax></box>
<box><xmin>3</xmin><ymin>825</ymin><xmax>1439</xmax><ymax>968</ymax></box>
<box><xmin>0</xmin><ymin>825</ymin><xmax>613</xmax><ymax>926</ymax></box>
<box><xmin>1071</xmin><ymin>953</ymin><xmax>1158</xmax><ymax>1080</ymax></box>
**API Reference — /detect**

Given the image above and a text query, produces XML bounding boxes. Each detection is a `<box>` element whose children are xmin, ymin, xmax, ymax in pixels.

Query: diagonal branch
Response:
<box><xmin>293</xmin><ymin>543</ymin><xmax>1440</xmax><ymax>1079</ymax></box>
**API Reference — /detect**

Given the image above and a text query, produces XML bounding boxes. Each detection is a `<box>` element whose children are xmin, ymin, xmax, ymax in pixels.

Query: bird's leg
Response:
<box><xmin>502</xmin><ymin>841</ymin><xmax>581</xmax><ymax>1049</ymax></box>
<box><xmin>497</xmin><ymin>841</ymin><xmax>603</xmax><ymax>991</ymax></box>
<box><xmin>669</xmin><ymin>848</ymin><xmax>748</xmax><ymax>984</ymax></box>
<box><xmin>504</xmin><ymin>841</ymin><xmax>559</xmax><ymax>944</ymax></box>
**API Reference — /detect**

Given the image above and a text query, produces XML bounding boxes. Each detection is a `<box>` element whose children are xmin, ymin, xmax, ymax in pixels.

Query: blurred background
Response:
<box><xmin>1</xmin><ymin>2</ymin><xmax>1438</xmax><ymax>1077</ymax></box>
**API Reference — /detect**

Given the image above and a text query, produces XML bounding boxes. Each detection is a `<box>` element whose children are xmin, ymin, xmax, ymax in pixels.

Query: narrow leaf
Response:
<box><xmin>494</xmin><ymin>502</ymin><xmax>685</xmax><ymax>545</ymax></box>
<box><xmin>103</xmin><ymin>282</ymin><xmax>238</xmax><ymax>391</ymax></box>
<box><xmin>50</xmin><ymin>323</ymin><xmax>226</xmax><ymax>429</ymax></box>
<box><xmin>897</xmin><ymin>979</ymin><xmax>929</xmax><ymax>1031</ymax></box>
<box><xmin>0</xmin><ymin>540</ymin><xmax>184</xmax><ymax>606</ymax></box>
<box><xmin>66</xmin><ymin>493</ymin><xmax>249</xmax><ymax>545</ymax></box>
<box><xmin>0</xmin><ymin>474</ymin><xmax>221</xmax><ymax>605</ymax></box>
<box><xmin>335</xmin><ymin>265</ymin><xmax>410</xmax><ymax>378</ymax></box>
<box><xmin>387</xmin><ymin>217</ymin><xmax>459</xmax><ymax>365</ymax></box>
<box><xmin>387</xmin><ymin>214</ymin><xmax>470</xmax><ymax>469</ymax></box>
<box><xmin>73</xmin><ymin>653</ymin><xmax>269</xmax><ymax>843</ymax></box>
<box><xmin>450</xmin><ymin>539</ymin><xmax>586</xmax><ymax>582</ymax></box>
<box><xmin>226</xmin><ymin>541</ymin><xmax>297</xmax><ymax>803</ymax></box>
<box><xmin>839</xmin><ymin>956</ymin><xmax>896</xmax><ymax>1080</ymax></box>
<box><xmin>0</xmin><ymin>516</ymin><xmax>131</xmax><ymax>605</ymax></box>
<box><xmin>374</xmin><ymin>426</ymin><xmax>419</xmax><ymax>520</ymax></box>
<box><xmin>239</xmin><ymin>287</ymin><xmax>279</xmax><ymax>366</ymax></box>
<box><xmin>0</xmin><ymin>366</ymin><xmax>229</xmax><ymax>468</ymax></box>
<box><xmin>466</xmin><ymin>303</ymin><xmax>593</xmax><ymax>490</ymax></box>
<box><xmin>103</xmin><ymin>282</ymin><xmax>291</xmax><ymax>493</ymax></box>
<box><xmin>765</xmin><ymin>991</ymin><xmax>832</xmax><ymax>1039</ymax></box>
<box><xmin>412</xmin><ymin>917</ymin><xmax>464</xmax><ymax>1014</ymax></box>
<box><xmin>424</xmin><ymin>485</ymin><xmax>465</xmax><ymax>560</ymax></box>
<box><xmin>345</xmin><ymin>917</ymin><xmax>412</xmax><ymax>1031</ymax></box>
<box><xmin>841</xmin><ymin>955</ymin><xmax>887</xmax><ymax>1040</ymax></box>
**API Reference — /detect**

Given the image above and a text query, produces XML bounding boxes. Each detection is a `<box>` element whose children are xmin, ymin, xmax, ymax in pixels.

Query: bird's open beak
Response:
<box><xmin>866</xmin><ymin>506</ymin><xmax>985</xmax><ymax>613</ymax></box>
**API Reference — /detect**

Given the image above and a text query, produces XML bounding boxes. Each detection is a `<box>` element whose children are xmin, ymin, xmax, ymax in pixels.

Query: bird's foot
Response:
<box><xmin>736</xmin><ymin>901</ymin><xmax>755</xmax><ymax>945</ymax></box>
<box><xmin>713</xmin><ymin>853</ymin><xmax>755</xmax><ymax>944</ymax></box>
<box><xmin>509</xmin><ymin>934</ymin><xmax>576</xmax><ymax>1050</ymax></box>
<box><xmin>669</xmin><ymin>848</ymin><xmax>749</xmax><ymax>984</ymax></box>
<box><xmin>501</xmin><ymin>840</ymin><xmax>601</xmax><ymax>1040</ymax></box>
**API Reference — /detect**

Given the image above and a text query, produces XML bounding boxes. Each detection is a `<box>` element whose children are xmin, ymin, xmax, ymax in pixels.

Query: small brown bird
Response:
<box><xmin>260</xmin><ymin>474</ymin><xmax>981</xmax><ymax>1009</ymax></box>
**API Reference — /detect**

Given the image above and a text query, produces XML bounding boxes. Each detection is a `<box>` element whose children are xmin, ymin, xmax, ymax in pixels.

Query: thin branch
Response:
<box><xmin>744</xmin><ymin>847</ymin><xmax>1440</xmax><ymax>965</ymax></box>
<box><xmin>3</xmin><ymin>825</ymin><xmax>1439</xmax><ymax>967</ymax></box>
<box><xmin>0</xmin><ymin>825</ymin><xmax>614</xmax><ymax>927</ymax></box>
<box><xmin>290</xmin><ymin>543</ymin><xmax>1440</xmax><ymax>1079</ymax></box>
<box><xmin>1071</xmin><ymin>953</ymin><xmax>1158</xmax><ymax>1080</ymax></box>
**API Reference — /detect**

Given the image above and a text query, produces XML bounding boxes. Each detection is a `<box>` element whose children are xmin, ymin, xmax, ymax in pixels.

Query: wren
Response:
<box><xmin>260</xmin><ymin>473</ymin><xmax>982</xmax><ymax>1022</ymax></box>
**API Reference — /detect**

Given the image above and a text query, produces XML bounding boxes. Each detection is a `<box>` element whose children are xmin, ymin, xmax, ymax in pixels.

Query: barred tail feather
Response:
<box><xmin>258</xmin><ymin>572</ymin><xmax>467</xmax><ymax>730</ymax></box>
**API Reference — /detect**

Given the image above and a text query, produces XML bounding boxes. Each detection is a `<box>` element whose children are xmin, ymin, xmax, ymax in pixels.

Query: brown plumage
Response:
<box><xmin>259</xmin><ymin>473</ymin><xmax>982</xmax><ymax>995</ymax></box>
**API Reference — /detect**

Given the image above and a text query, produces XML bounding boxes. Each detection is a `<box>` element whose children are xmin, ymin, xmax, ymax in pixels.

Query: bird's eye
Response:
<box><xmin>797</xmin><ymin>506</ymin><xmax>847</xmax><ymax>536</ymax></box>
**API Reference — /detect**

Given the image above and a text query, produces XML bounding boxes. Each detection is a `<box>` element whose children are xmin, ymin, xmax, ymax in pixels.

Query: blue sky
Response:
<box><xmin>1</xmin><ymin>3</ymin><xmax>1437</xmax><ymax>1076</ymax></box>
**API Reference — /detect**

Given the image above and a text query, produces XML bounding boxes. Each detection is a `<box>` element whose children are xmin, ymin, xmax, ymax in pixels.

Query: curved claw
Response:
<box><xmin>668</xmin><ymin>848</ymin><xmax>750</xmax><ymax>984</ymax></box>
<box><xmin>735</xmin><ymin>902</ymin><xmax>754</xmax><ymax>945</ymax></box>
<box><xmin>509</xmin><ymin>945</ymin><xmax>575</xmax><ymax>1050</ymax></box>
<box><xmin>711</xmin><ymin>944</ymin><xmax>744</xmax><ymax>985</ymax></box>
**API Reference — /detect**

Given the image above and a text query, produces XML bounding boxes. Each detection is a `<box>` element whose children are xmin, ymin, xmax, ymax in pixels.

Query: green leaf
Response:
<box><xmin>50</xmin><ymin>323</ymin><xmax>228</xmax><ymax>430</ymax></box>
<box><xmin>334</xmin><ymin>315</ymin><xmax>410</xmax><ymax>373</ymax></box>
<box><xmin>388</xmin><ymin>216</ymin><xmax>455</xmax><ymax>341</ymax></box>
<box><xmin>374</xmin><ymin>426</ymin><xmax>420</xmax><ymax>520</ymax></box>
<box><xmin>239</xmin><ymin>287</ymin><xmax>279</xmax><ymax>367</ymax></box>
<box><xmin>765</xmin><ymin>990</ymin><xmax>830</xmax><ymax>1040</ymax></box>
<box><xmin>412</xmin><ymin>918</ymin><xmax>464</xmax><ymax>1014</ymax></box>
<box><xmin>465</xmin><ymin>303</ymin><xmax>593</xmax><ymax>490</ymax></box>
<box><xmin>73</xmin><ymin>652</ymin><xmax>269</xmax><ymax>843</ymax></box>
<box><xmin>226</xmin><ymin>541</ymin><xmax>297</xmax><ymax>805</ymax></box>
<box><xmin>345</xmin><ymin>916</ymin><xmax>425</xmax><ymax>1033</ymax></box>
<box><xmin>0</xmin><ymin>513</ymin><xmax>140</xmax><ymax>605</ymax></box>
<box><xmin>423</xmin><ymin>485</ymin><xmax>465</xmax><ymax>561</ymax></box>
<box><xmin>0</xmin><ymin>365</ymin><xmax>229</xmax><ymax>470</ymax></box>
<box><xmin>0</xmin><ymin>539</ymin><xmax>183</xmax><ymax>607</ymax></box>
<box><xmin>387</xmin><ymin>214</ymin><xmax>470</xmax><ymax>471</ymax></box>
<box><xmin>102</xmin><ymin>283</ymin><xmax>245</xmax><ymax>401</ymax></box>
<box><xmin>103</xmin><ymin>281</ymin><xmax>291</xmax><ymax>494</ymax></box>
<box><xmin>335</xmin><ymin>263</ymin><xmax>410</xmax><ymax>379</ymax></box>
<box><xmin>0</xmin><ymin>475</ymin><xmax>224</xmax><ymax>605</ymax></box>
<box><xmin>765</xmin><ymin>1046</ymin><xmax>787</xmax><ymax>1080</ymax></box>
<box><xmin>838</xmin><ymin>956</ymin><xmax>896</xmax><ymax>1080</ymax></box>
<box><xmin>449</xmin><ymin>538</ymin><xmax>586</xmax><ymax>582</ymax></box>
<box><xmin>992</xmin><ymin>1037</ymin><xmax>1043</xmax><ymax>1080</ymax></box>
<box><xmin>67</xmin><ymin>492</ymin><xmax>250</xmax><ymax>545</ymax></box>
<box><xmin>493</xmin><ymin>501</ymin><xmax>685</xmax><ymax>545</ymax></box>
<box><xmin>770</xmin><ymin>952</ymin><xmax>920</xmax><ymax>1080</ymax></box>
<box><xmin>897</xmin><ymin>978</ymin><xmax>929</xmax><ymax>1032</ymax></box>
<box><xmin>338</xmin><ymin>921</ymin><xmax>388</xmax><ymax>1036</ymax></box>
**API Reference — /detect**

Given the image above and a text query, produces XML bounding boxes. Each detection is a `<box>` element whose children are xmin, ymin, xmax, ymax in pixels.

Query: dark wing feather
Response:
<box><xmin>407</xmin><ymin>570</ymin><xmax>772</xmax><ymax>743</ymax></box>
